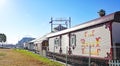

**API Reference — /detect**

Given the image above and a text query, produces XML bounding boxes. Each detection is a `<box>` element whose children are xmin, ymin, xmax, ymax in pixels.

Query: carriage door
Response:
<box><xmin>42</xmin><ymin>40</ymin><xmax>48</xmax><ymax>57</ymax></box>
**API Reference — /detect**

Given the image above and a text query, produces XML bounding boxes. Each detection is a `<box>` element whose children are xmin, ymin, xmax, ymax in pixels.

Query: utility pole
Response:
<box><xmin>69</xmin><ymin>17</ymin><xmax>71</xmax><ymax>28</ymax></box>
<box><xmin>50</xmin><ymin>17</ymin><xmax>53</xmax><ymax>32</ymax></box>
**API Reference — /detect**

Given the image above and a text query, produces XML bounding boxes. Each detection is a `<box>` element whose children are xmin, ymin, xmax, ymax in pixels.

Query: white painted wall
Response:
<box><xmin>49</xmin><ymin>36</ymin><xmax>60</xmax><ymax>53</ymax></box>
<box><xmin>72</xmin><ymin>24</ymin><xmax>111</xmax><ymax>58</ymax></box>
<box><xmin>61</xmin><ymin>34</ymin><xmax>69</xmax><ymax>54</ymax></box>
<box><xmin>48</xmin><ymin>23</ymin><xmax>112</xmax><ymax>58</ymax></box>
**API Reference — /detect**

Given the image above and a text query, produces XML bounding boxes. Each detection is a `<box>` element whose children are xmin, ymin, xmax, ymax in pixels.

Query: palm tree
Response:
<box><xmin>0</xmin><ymin>33</ymin><xmax>7</xmax><ymax>48</ymax></box>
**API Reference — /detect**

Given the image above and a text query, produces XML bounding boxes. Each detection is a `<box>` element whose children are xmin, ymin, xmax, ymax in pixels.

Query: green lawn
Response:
<box><xmin>14</xmin><ymin>49</ymin><xmax>64</xmax><ymax>66</ymax></box>
<box><xmin>0</xmin><ymin>52</ymin><xmax>6</xmax><ymax>56</ymax></box>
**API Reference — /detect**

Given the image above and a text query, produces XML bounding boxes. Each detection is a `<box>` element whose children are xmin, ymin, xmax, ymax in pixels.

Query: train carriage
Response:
<box><xmin>46</xmin><ymin>11</ymin><xmax>120</xmax><ymax>65</ymax></box>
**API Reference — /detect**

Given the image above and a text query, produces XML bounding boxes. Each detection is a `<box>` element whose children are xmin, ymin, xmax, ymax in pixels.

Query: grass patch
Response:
<box><xmin>0</xmin><ymin>53</ymin><xmax>6</xmax><ymax>56</ymax></box>
<box><xmin>14</xmin><ymin>49</ymin><xmax>64</xmax><ymax>66</ymax></box>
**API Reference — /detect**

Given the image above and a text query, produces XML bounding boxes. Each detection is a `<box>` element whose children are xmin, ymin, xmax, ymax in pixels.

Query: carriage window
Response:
<box><xmin>70</xmin><ymin>34</ymin><xmax>76</xmax><ymax>46</ymax></box>
<box><xmin>54</xmin><ymin>38</ymin><xmax>60</xmax><ymax>46</ymax></box>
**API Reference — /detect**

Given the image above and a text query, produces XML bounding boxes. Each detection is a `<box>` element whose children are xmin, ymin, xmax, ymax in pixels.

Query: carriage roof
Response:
<box><xmin>47</xmin><ymin>11</ymin><xmax>120</xmax><ymax>37</ymax></box>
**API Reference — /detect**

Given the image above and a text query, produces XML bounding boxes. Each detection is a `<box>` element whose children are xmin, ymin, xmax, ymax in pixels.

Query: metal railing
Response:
<box><xmin>109</xmin><ymin>60</ymin><xmax>120</xmax><ymax>66</ymax></box>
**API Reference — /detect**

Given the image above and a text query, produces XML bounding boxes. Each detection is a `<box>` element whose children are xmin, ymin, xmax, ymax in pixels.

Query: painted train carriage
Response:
<box><xmin>46</xmin><ymin>11</ymin><xmax>120</xmax><ymax>65</ymax></box>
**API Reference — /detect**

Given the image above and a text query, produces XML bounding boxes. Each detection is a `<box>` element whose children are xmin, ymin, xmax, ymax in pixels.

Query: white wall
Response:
<box><xmin>61</xmin><ymin>34</ymin><xmax>69</xmax><ymax>54</ymax></box>
<box><xmin>49</xmin><ymin>36</ymin><xmax>60</xmax><ymax>53</ymax></box>
<box><xmin>72</xmin><ymin>24</ymin><xmax>111</xmax><ymax>58</ymax></box>
<box><xmin>48</xmin><ymin>23</ymin><xmax>112</xmax><ymax>58</ymax></box>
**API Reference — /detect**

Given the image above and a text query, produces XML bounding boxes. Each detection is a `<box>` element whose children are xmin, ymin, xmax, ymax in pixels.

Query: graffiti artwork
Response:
<box><xmin>81</xmin><ymin>30</ymin><xmax>101</xmax><ymax>55</ymax></box>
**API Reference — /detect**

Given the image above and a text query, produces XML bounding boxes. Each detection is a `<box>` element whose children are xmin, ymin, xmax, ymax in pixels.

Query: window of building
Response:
<box><xmin>70</xmin><ymin>34</ymin><xmax>76</xmax><ymax>47</ymax></box>
<box><xmin>54</xmin><ymin>37</ymin><xmax>60</xmax><ymax>46</ymax></box>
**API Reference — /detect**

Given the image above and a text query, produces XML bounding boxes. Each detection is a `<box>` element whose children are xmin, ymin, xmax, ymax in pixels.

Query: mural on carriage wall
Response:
<box><xmin>80</xmin><ymin>30</ymin><xmax>101</xmax><ymax>55</ymax></box>
<box><xmin>78</xmin><ymin>23</ymin><xmax>111</xmax><ymax>58</ymax></box>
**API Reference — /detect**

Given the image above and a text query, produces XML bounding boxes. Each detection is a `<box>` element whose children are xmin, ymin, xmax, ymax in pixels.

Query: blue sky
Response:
<box><xmin>0</xmin><ymin>0</ymin><xmax>120</xmax><ymax>44</ymax></box>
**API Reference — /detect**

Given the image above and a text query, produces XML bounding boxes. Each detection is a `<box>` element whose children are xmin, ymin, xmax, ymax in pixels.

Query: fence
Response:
<box><xmin>109</xmin><ymin>60</ymin><xmax>120</xmax><ymax>66</ymax></box>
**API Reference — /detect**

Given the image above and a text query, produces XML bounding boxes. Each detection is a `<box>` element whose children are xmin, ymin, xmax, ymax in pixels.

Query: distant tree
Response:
<box><xmin>0</xmin><ymin>33</ymin><xmax>7</xmax><ymax>47</ymax></box>
<box><xmin>98</xmin><ymin>9</ymin><xmax>106</xmax><ymax>17</ymax></box>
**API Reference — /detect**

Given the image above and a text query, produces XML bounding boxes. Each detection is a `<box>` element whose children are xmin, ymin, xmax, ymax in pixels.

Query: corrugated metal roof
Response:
<box><xmin>33</xmin><ymin>33</ymin><xmax>52</xmax><ymax>43</ymax></box>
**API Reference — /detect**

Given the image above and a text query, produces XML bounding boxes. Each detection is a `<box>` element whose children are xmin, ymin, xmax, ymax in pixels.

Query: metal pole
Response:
<box><xmin>65</xmin><ymin>21</ymin><xmax>68</xmax><ymax>28</ymax></box>
<box><xmin>113</xmin><ymin>42</ymin><xmax>116</xmax><ymax>59</ymax></box>
<box><xmin>51</xmin><ymin>17</ymin><xmax>53</xmax><ymax>32</ymax></box>
<box><xmin>89</xmin><ymin>45</ymin><xmax>91</xmax><ymax>66</ymax></box>
<box><xmin>66</xmin><ymin>46</ymin><xmax>68</xmax><ymax>66</ymax></box>
<box><xmin>53</xmin><ymin>44</ymin><xmax>55</xmax><ymax>60</ymax></box>
<box><xmin>69</xmin><ymin>17</ymin><xmax>71</xmax><ymax>28</ymax></box>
